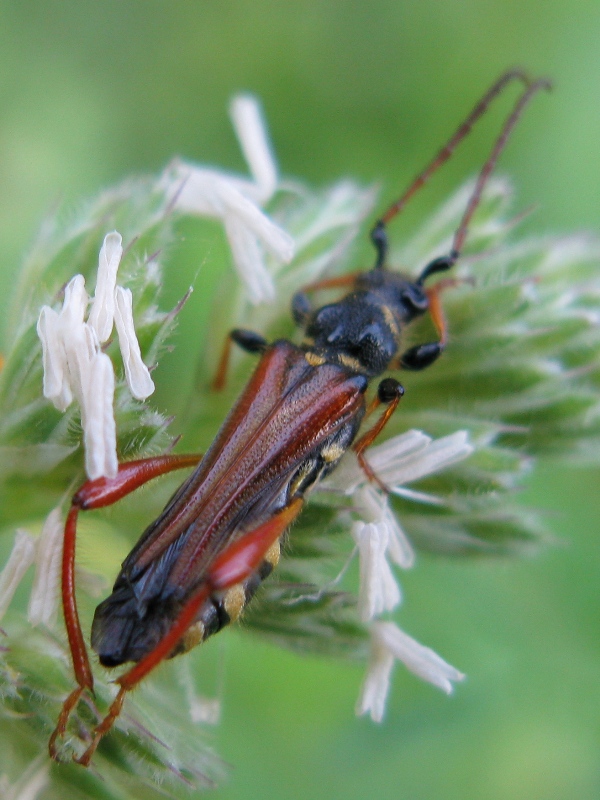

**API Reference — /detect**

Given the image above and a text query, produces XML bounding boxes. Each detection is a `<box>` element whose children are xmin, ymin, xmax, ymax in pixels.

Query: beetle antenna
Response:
<box><xmin>450</xmin><ymin>76</ymin><xmax>552</xmax><ymax>258</ymax></box>
<box><xmin>370</xmin><ymin>68</ymin><xmax>533</xmax><ymax>270</ymax></box>
<box><xmin>415</xmin><ymin>76</ymin><xmax>551</xmax><ymax>285</ymax></box>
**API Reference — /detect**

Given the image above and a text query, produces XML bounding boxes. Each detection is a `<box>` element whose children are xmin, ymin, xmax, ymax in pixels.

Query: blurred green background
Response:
<box><xmin>0</xmin><ymin>2</ymin><xmax>599</xmax><ymax>799</ymax></box>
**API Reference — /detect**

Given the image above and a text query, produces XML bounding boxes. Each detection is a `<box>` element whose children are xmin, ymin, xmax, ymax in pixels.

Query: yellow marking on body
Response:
<box><xmin>180</xmin><ymin>620</ymin><xmax>205</xmax><ymax>653</ymax></box>
<box><xmin>304</xmin><ymin>351</ymin><xmax>326</xmax><ymax>367</ymax></box>
<box><xmin>321</xmin><ymin>442</ymin><xmax>346</xmax><ymax>463</ymax></box>
<box><xmin>337</xmin><ymin>353</ymin><xmax>363</xmax><ymax>371</ymax></box>
<box><xmin>302</xmin><ymin>336</ymin><xmax>315</xmax><ymax>346</ymax></box>
<box><xmin>223</xmin><ymin>584</ymin><xmax>246</xmax><ymax>622</ymax></box>
<box><xmin>264</xmin><ymin>538</ymin><xmax>281</xmax><ymax>568</ymax></box>
<box><xmin>288</xmin><ymin>461</ymin><xmax>315</xmax><ymax>496</ymax></box>
<box><xmin>381</xmin><ymin>303</ymin><xmax>400</xmax><ymax>339</ymax></box>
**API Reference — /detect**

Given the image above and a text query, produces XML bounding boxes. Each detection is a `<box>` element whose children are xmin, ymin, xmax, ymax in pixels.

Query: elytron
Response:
<box><xmin>49</xmin><ymin>69</ymin><xmax>549</xmax><ymax>764</ymax></box>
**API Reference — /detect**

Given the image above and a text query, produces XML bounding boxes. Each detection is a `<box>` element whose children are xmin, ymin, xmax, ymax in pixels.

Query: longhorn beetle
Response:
<box><xmin>49</xmin><ymin>70</ymin><xmax>550</xmax><ymax>764</ymax></box>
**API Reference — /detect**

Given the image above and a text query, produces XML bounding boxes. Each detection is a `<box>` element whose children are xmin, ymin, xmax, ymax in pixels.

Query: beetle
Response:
<box><xmin>49</xmin><ymin>69</ymin><xmax>549</xmax><ymax>764</ymax></box>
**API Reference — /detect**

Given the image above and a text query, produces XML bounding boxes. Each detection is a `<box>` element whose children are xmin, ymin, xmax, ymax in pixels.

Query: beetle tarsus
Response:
<box><xmin>399</xmin><ymin>342</ymin><xmax>444</xmax><ymax>371</ymax></box>
<box><xmin>231</xmin><ymin>328</ymin><xmax>268</xmax><ymax>354</ymax></box>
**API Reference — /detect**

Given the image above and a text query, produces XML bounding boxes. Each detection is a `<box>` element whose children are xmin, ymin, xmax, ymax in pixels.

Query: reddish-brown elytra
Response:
<box><xmin>49</xmin><ymin>70</ymin><xmax>550</xmax><ymax>765</ymax></box>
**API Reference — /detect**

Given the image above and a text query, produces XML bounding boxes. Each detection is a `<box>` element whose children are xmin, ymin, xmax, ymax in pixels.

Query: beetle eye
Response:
<box><xmin>401</xmin><ymin>284</ymin><xmax>428</xmax><ymax>311</ymax></box>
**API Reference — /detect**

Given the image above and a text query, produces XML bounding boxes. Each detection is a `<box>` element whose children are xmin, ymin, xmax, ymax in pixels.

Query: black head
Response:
<box><xmin>302</xmin><ymin>268</ymin><xmax>432</xmax><ymax>377</ymax></box>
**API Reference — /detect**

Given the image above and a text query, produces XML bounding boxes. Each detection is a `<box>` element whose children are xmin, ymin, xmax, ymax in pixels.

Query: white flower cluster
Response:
<box><xmin>1</xmin><ymin>94</ymin><xmax>471</xmax><ymax>732</ymax></box>
<box><xmin>321</xmin><ymin>430</ymin><xmax>471</xmax><ymax>719</ymax></box>
<box><xmin>356</xmin><ymin>622</ymin><xmax>466</xmax><ymax>721</ymax></box>
<box><xmin>36</xmin><ymin>232</ymin><xmax>154</xmax><ymax>479</ymax></box>
<box><xmin>160</xmin><ymin>95</ymin><xmax>295</xmax><ymax>304</ymax></box>
<box><xmin>36</xmin><ymin>95</ymin><xmax>295</xmax><ymax>484</ymax></box>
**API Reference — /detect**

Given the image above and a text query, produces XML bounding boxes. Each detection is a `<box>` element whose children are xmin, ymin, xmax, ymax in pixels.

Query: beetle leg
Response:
<box><xmin>354</xmin><ymin>378</ymin><xmax>404</xmax><ymax>491</ymax></box>
<box><xmin>290</xmin><ymin>273</ymin><xmax>362</xmax><ymax>327</ymax></box>
<box><xmin>396</xmin><ymin>277</ymin><xmax>465</xmax><ymax>371</ymax></box>
<box><xmin>301</xmin><ymin>272</ymin><xmax>360</xmax><ymax>293</ymax></box>
<box><xmin>212</xmin><ymin>328</ymin><xmax>268</xmax><ymax>391</ymax></box>
<box><xmin>75</xmin><ymin>497</ymin><xmax>303</xmax><ymax>766</ymax></box>
<box><xmin>49</xmin><ymin>453</ymin><xmax>202</xmax><ymax>761</ymax></box>
<box><xmin>291</xmin><ymin>275</ymin><xmax>358</xmax><ymax>325</ymax></box>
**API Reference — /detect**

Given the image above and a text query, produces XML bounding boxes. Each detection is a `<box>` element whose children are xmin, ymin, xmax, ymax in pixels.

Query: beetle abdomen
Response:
<box><xmin>91</xmin><ymin>539</ymin><xmax>280</xmax><ymax>667</ymax></box>
<box><xmin>174</xmin><ymin>538</ymin><xmax>280</xmax><ymax>656</ymax></box>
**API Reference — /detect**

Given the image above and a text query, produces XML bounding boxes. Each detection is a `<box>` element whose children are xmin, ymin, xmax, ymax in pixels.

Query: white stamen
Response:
<box><xmin>166</xmin><ymin>167</ymin><xmax>294</xmax><ymax>303</ymax></box>
<box><xmin>322</xmin><ymin>430</ymin><xmax>473</xmax><ymax>497</ymax></box>
<box><xmin>37</xmin><ymin>231</ymin><xmax>154</xmax><ymax>479</ymax></box>
<box><xmin>386</xmin><ymin>515</ymin><xmax>416</xmax><ymax>568</ymax></box>
<box><xmin>217</xmin><ymin>179</ymin><xmax>294</xmax><ymax>261</ymax></box>
<box><xmin>37</xmin><ymin>274</ymin><xmax>92</xmax><ymax>413</ymax></box>
<box><xmin>168</xmin><ymin>168</ymin><xmax>225</xmax><ymax>216</ymax></box>
<box><xmin>28</xmin><ymin>508</ymin><xmax>63</xmax><ymax>628</ymax></box>
<box><xmin>391</xmin><ymin>486</ymin><xmax>447</xmax><ymax>505</ymax></box>
<box><xmin>371</xmin><ymin>430</ymin><xmax>474</xmax><ymax>489</ymax></box>
<box><xmin>0</xmin><ymin>530</ymin><xmax>36</xmax><ymax>623</ymax></box>
<box><xmin>230</xmin><ymin>94</ymin><xmax>277</xmax><ymax>203</ymax></box>
<box><xmin>350</xmin><ymin>485</ymin><xmax>416</xmax><ymax>621</ymax></box>
<box><xmin>160</xmin><ymin>93</ymin><xmax>295</xmax><ymax>305</ymax></box>
<box><xmin>352</xmin><ymin>521</ymin><xmax>401</xmax><ymax>621</ymax></box>
<box><xmin>60</xmin><ymin>274</ymin><xmax>89</xmax><ymax>328</ymax></box>
<box><xmin>37</xmin><ymin>306</ymin><xmax>70</xmax><ymax>409</ymax></box>
<box><xmin>378</xmin><ymin>622</ymin><xmax>465</xmax><ymax>693</ymax></box>
<box><xmin>114</xmin><ymin>286</ymin><xmax>155</xmax><ymax>399</ymax></box>
<box><xmin>354</xmin><ymin>484</ymin><xmax>415</xmax><ymax>569</ymax></box>
<box><xmin>357</xmin><ymin>622</ymin><xmax>465</xmax><ymax>721</ymax></box>
<box><xmin>223</xmin><ymin>212</ymin><xmax>276</xmax><ymax>303</ymax></box>
<box><xmin>326</xmin><ymin>433</ymin><xmax>462</xmax><ymax>623</ymax></box>
<box><xmin>82</xmin><ymin>352</ymin><xmax>117</xmax><ymax>479</ymax></box>
<box><xmin>88</xmin><ymin>231</ymin><xmax>123</xmax><ymax>343</ymax></box>
<box><xmin>61</xmin><ymin>323</ymin><xmax>97</xmax><ymax>417</ymax></box>
<box><xmin>355</xmin><ymin>643</ymin><xmax>394</xmax><ymax>723</ymax></box>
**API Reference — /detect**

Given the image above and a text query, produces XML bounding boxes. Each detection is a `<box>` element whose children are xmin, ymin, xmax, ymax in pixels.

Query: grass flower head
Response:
<box><xmin>0</xmin><ymin>93</ymin><xmax>599</xmax><ymax>795</ymax></box>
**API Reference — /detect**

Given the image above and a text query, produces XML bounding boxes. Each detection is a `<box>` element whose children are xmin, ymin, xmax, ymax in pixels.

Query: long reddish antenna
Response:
<box><xmin>451</xmin><ymin>76</ymin><xmax>551</xmax><ymax>256</ymax></box>
<box><xmin>412</xmin><ymin>75</ymin><xmax>551</xmax><ymax>286</ymax></box>
<box><xmin>370</xmin><ymin>69</ymin><xmax>550</xmax><ymax>269</ymax></box>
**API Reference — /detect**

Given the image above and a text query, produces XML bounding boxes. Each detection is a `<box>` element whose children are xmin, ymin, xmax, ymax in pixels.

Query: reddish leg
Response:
<box><xmin>301</xmin><ymin>272</ymin><xmax>360</xmax><ymax>293</ymax></box>
<box><xmin>212</xmin><ymin>329</ymin><xmax>268</xmax><ymax>391</ymax></box>
<box><xmin>426</xmin><ymin>281</ymin><xmax>450</xmax><ymax>347</ymax></box>
<box><xmin>75</xmin><ymin>496</ymin><xmax>304</xmax><ymax>766</ymax></box>
<box><xmin>290</xmin><ymin>272</ymin><xmax>362</xmax><ymax>328</ymax></box>
<box><xmin>425</xmin><ymin>276</ymin><xmax>474</xmax><ymax>347</ymax></box>
<box><xmin>391</xmin><ymin>277</ymin><xmax>469</xmax><ymax>373</ymax></box>
<box><xmin>354</xmin><ymin>378</ymin><xmax>404</xmax><ymax>492</ymax></box>
<box><xmin>49</xmin><ymin>453</ymin><xmax>202</xmax><ymax>760</ymax></box>
<box><xmin>212</xmin><ymin>332</ymin><xmax>235</xmax><ymax>392</ymax></box>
